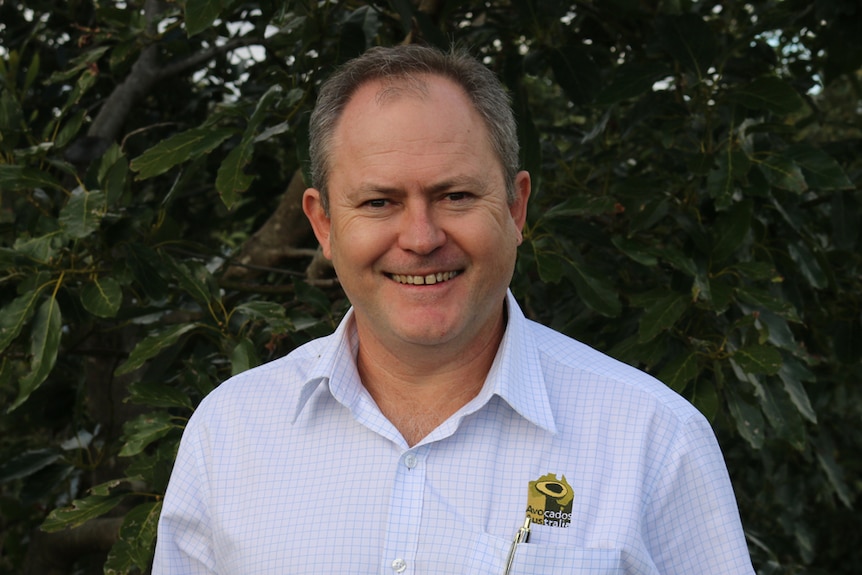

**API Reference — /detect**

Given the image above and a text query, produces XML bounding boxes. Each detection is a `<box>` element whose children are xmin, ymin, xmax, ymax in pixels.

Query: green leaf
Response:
<box><xmin>726</xmin><ymin>387</ymin><xmax>765</xmax><ymax>449</ymax></box>
<box><xmin>753</xmin><ymin>379</ymin><xmax>805</xmax><ymax>450</ymax></box>
<box><xmin>126</xmin><ymin>381</ymin><xmax>194</xmax><ymax>410</ymax></box>
<box><xmin>788</xmin><ymin>241</ymin><xmax>828</xmax><ymax>289</ymax></box>
<box><xmin>98</xmin><ymin>145</ymin><xmax>129</xmax><ymax>205</ymax></box>
<box><xmin>786</xmin><ymin>145</ymin><xmax>854</xmax><ymax>191</ymax></box>
<box><xmin>55</xmin><ymin>109</ymin><xmax>88</xmax><ymax>149</ymax></box>
<box><xmin>812</xmin><ymin>434</ymin><xmax>853</xmax><ymax>509</ymax></box>
<box><xmin>216</xmin><ymin>86</ymin><xmax>282</xmax><ymax>208</ymax></box>
<box><xmin>0</xmin><ymin>164</ymin><xmax>64</xmax><ymax>191</ymax></box>
<box><xmin>169</xmin><ymin>259</ymin><xmax>220</xmax><ymax>307</ymax></box>
<box><xmin>46</xmin><ymin>46</ymin><xmax>110</xmax><ymax>82</ymax></box>
<box><xmin>9</xmin><ymin>296</ymin><xmax>62</xmax><ymax>412</ymax></box>
<box><xmin>596</xmin><ymin>62</ymin><xmax>672</xmax><ymax>105</ymax></box>
<box><xmin>542</xmin><ymin>196</ymin><xmax>618</xmax><ymax>219</ymax></box>
<box><xmin>638</xmin><ymin>293</ymin><xmax>687</xmax><ymax>343</ymax></box>
<box><xmin>234</xmin><ymin>300</ymin><xmax>287</xmax><ymax>320</ymax></box>
<box><xmin>758</xmin><ymin>153</ymin><xmax>807</xmax><ymax>193</ymax></box>
<box><xmin>184</xmin><ymin>0</ymin><xmax>225</xmax><ymax>37</ymax></box>
<box><xmin>565</xmin><ymin>261</ymin><xmax>621</xmax><ymax>317</ymax></box>
<box><xmin>711</xmin><ymin>199</ymin><xmax>754</xmax><ymax>262</ymax></box>
<box><xmin>59</xmin><ymin>188</ymin><xmax>107</xmax><ymax>239</ymax></box>
<box><xmin>612</xmin><ymin>236</ymin><xmax>658</xmax><ymax>266</ymax></box>
<box><xmin>115</xmin><ymin>323</ymin><xmax>200</xmax><ymax>376</ymax></box>
<box><xmin>216</xmin><ymin>141</ymin><xmax>255</xmax><ymax>209</ymax></box>
<box><xmin>732</xmin><ymin>344</ymin><xmax>783</xmax><ymax>375</ymax></box>
<box><xmin>130</xmin><ymin>126</ymin><xmax>233</xmax><ymax>180</ymax></box>
<box><xmin>656</xmin><ymin>247</ymin><xmax>697</xmax><ymax>277</ymax></box>
<box><xmin>125</xmin><ymin>441</ymin><xmax>178</xmax><ymax>492</ymax></box>
<box><xmin>0</xmin><ymin>290</ymin><xmax>44</xmax><ymax>354</ymax></box>
<box><xmin>730</xmin><ymin>77</ymin><xmax>806</xmax><ymax>114</ymax></box>
<box><xmin>730</xmin><ymin>261</ymin><xmax>780</xmax><ymax>282</ymax></box>
<box><xmin>534</xmin><ymin>249</ymin><xmax>563</xmax><ymax>283</ymax></box>
<box><xmin>549</xmin><ymin>44</ymin><xmax>601</xmax><ymax>105</ymax></box>
<box><xmin>125</xmin><ymin>244</ymin><xmax>170</xmax><ymax>301</ymax></box>
<box><xmin>0</xmin><ymin>449</ymin><xmax>61</xmax><ymax>483</ymax></box>
<box><xmin>41</xmin><ymin>493</ymin><xmax>125</xmax><ymax>532</ymax></box>
<box><xmin>657</xmin><ymin>351</ymin><xmax>699</xmax><ymax>392</ymax></box>
<box><xmin>0</xmin><ymin>87</ymin><xmax>24</xmax><ymax>149</ymax></box>
<box><xmin>81</xmin><ymin>277</ymin><xmax>123</xmax><ymax>318</ymax></box>
<box><xmin>657</xmin><ymin>13</ymin><xmax>718</xmax><ymax>78</ymax></box>
<box><xmin>105</xmin><ymin>501</ymin><xmax>162</xmax><ymax>575</ymax></box>
<box><xmin>13</xmin><ymin>231</ymin><xmax>65</xmax><ymax>263</ymax></box>
<box><xmin>119</xmin><ymin>412</ymin><xmax>179</xmax><ymax>457</ymax></box>
<box><xmin>707</xmin><ymin>151</ymin><xmax>750</xmax><ymax>208</ymax></box>
<box><xmin>230</xmin><ymin>337</ymin><xmax>258</xmax><ymax>376</ymax></box>
<box><xmin>777</xmin><ymin>359</ymin><xmax>817</xmax><ymax>423</ymax></box>
<box><xmin>736</xmin><ymin>286</ymin><xmax>800</xmax><ymax>321</ymax></box>
<box><xmin>690</xmin><ymin>378</ymin><xmax>719</xmax><ymax>422</ymax></box>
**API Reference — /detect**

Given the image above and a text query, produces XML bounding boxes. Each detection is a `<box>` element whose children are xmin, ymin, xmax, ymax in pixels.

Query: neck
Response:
<box><xmin>355</xmin><ymin>311</ymin><xmax>506</xmax><ymax>447</ymax></box>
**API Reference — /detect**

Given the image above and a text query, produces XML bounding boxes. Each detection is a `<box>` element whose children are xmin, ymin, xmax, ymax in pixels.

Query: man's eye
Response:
<box><xmin>447</xmin><ymin>192</ymin><xmax>468</xmax><ymax>201</ymax></box>
<box><xmin>366</xmin><ymin>199</ymin><xmax>388</xmax><ymax>208</ymax></box>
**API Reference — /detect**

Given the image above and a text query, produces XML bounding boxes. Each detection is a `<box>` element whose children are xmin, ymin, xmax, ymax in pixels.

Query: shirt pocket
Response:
<box><xmin>511</xmin><ymin>543</ymin><xmax>622</xmax><ymax>574</ymax></box>
<box><xmin>469</xmin><ymin>531</ymin><xmax>623</xmax><ymax>575</ymax></box>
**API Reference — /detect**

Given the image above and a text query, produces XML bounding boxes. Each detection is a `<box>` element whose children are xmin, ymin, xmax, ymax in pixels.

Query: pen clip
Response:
<box><xmin>503</xmin><ymin>516</ymin><xmax>531</xmax><ymax>575</ymax></box>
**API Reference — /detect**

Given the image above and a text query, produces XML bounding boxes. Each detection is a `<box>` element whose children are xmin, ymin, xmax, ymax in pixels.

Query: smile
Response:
<box><xmin>388</xmin><ymin>271</ymin><xmax>461</xmax><ymax>285</ymax></box>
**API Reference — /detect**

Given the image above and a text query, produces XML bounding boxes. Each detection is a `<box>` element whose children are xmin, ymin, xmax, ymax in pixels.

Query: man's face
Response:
<box><xmin>303</xmin><ymin>74</ymin><xmax>530</xmax><ymax>356</ymax></box>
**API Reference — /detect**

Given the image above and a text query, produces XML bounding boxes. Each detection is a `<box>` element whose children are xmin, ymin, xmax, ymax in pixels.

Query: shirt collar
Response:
<box><xmin>292</xmin><ymin>291</ymin><xmax>557</xmax><ymax>435</ymax></box>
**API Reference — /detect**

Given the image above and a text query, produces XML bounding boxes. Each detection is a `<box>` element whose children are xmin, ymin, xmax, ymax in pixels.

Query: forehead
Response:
<box><xmin>325</xmin><ymin>74</ymin><xmax>505</xmax><ymax>197</ymax></box>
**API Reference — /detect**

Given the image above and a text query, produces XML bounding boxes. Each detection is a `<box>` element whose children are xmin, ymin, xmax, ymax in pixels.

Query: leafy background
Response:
<box><xmin>0</xmin><ymin>0</ymin><xmax>860</xmax><ymax>573</ymax></box>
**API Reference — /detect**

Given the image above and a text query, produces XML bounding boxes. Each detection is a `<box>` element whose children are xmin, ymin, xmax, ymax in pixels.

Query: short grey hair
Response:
<box><xmin>307</xmin><ymin>45</ymin><xmax>520</xmax><ymax>213</ymax></box>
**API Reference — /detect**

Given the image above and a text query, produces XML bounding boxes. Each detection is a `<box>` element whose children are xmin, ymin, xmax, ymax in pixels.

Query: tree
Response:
<box><xmin>0</xmin><ymin>0</ymin><xmax>859</xmax><ymax>573</ymax></box>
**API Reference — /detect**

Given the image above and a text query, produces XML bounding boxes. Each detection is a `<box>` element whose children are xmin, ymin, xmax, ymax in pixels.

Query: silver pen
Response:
<box><xmin>503</xmin><ymin>516</ymin><xmax>532</xmax><ymax>575</ymax></box>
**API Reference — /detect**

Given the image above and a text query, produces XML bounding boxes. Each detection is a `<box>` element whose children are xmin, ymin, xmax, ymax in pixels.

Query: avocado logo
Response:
<box><xmin>526</xmin><ymin>473</ymin><xmax>573</xmax><ymax>528</ymax></box>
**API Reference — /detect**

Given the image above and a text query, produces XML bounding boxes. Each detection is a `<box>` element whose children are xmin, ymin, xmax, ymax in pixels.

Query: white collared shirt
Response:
<box><xmin>154</xmin><ymin>292</ymin><xmax>754</xmax><ymax>574</ymax></box>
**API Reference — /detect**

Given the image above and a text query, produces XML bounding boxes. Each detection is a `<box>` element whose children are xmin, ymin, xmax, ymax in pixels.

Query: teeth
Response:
<box><xmin>391</xmin><ymin>271</ymin><xmax>459</xmax><ymax>285</ymax></box>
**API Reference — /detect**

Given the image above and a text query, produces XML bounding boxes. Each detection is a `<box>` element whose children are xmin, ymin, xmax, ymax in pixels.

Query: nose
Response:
<box><xmin>397</xmin><ymin>201</ymin><xmax>446</xmax><ymax>255</ymax></box>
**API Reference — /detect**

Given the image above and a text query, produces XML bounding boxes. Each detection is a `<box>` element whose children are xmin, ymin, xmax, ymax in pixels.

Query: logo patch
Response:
<box><xmin>526</xmin><ymin>473</ymin><xmax>573</xmax><ymax>528</ymax></box>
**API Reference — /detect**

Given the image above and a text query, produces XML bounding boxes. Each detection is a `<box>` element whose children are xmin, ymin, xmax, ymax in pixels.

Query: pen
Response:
<box><xmin>503</xmin><ymin>515</ymin><xmax>531</xmax><ymax>575</ymax></box>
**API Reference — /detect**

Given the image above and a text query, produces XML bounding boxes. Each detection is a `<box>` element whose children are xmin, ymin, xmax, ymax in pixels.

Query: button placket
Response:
<box><xmin>380</xmin><ymin>447</ymin><xmax>427</xmax><ymax>575</ymax></box>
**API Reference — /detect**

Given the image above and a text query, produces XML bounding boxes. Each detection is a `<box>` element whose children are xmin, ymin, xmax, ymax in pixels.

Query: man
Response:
<box><xmin>154</xmin><ymin>45</ymin><xmax>754</xmax><ymax>574</ymax></box>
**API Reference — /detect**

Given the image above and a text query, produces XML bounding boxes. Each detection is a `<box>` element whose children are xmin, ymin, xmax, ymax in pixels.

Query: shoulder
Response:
<box><xmin>189</xmin><ymin>334</ymin><xmax>332</xmax><ymax>423</ymax></box>
<box><xmin>525</xmin><ymin>318</ymin><xmax>705</xmax><ymax>428</ymax></box>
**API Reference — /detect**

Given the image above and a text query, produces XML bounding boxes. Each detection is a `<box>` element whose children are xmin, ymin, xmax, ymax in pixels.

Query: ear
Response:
<box><xmin>509</xmin><ymin>171</ymin><xmax>531</xmax><ymax>244</ymax></box>
<box><xmin>302</xmin><ymin>188</ymin><xmax>333</xmax><ymax>259</ymax></box>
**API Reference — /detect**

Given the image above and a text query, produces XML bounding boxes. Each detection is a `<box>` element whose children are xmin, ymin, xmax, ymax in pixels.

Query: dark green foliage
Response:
<box><xmin>1</xmin><ymin>1</ymin><xmax>859</xmax><ymax>573</ymax></box>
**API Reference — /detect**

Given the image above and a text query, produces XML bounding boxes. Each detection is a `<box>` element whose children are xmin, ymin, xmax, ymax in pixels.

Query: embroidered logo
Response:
<box><xmin>526</xmin><ymin>473</ymin><xmax>573</xmax><ymax>528</ymax></box>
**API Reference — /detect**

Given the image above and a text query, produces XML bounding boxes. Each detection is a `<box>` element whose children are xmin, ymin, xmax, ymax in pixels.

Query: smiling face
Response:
<box><xmin>303</xmin><ymin>74</ymin><xmax>530</xmax><ymax>360</ymax></box>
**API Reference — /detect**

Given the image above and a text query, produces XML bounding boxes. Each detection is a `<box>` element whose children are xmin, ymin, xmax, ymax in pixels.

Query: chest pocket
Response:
<box><xmin>469</xmin><ymin>531</ymin><xmax>623</xmax><ymax>574</ymax></box>
<box><xmin>510</xmin><ymin>544</ymin><xmax>622</xmax><ymax>574</ymax></box>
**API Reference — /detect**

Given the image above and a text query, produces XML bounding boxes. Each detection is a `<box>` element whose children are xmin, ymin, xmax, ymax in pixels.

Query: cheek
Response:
<box><xmin>330</xmin><ymin>220</ymin><xmax>391</xmax><ymax>268</ymax></box>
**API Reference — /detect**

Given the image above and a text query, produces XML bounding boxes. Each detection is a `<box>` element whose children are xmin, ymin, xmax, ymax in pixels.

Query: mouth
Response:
<box><xmin>387</xmin><ymin>270</ymin><xmax>461</xmax><ymax>285</ymax></box>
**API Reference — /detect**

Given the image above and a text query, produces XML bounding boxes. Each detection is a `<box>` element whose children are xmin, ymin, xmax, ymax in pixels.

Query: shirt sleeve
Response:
<box><xmin>642</xmin><ymin>412</ymin><xmax>755</xmax><ymax>575</ymax></box>
<box><xmin>152</xmin><ymin>416</ymin><xmax>217</xmax><ymax>575</ymax></box>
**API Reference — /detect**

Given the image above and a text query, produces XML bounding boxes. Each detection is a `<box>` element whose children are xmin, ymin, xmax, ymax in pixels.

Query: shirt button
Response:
<box><xmin>391</xmin><ymin>558</ymin><xmax>407</xmax><ymax>572</ymax></box>
<box><xmin>404</xmin><ymin>453</ymin><xmax>417</xmax><ymax>469</ymax></box>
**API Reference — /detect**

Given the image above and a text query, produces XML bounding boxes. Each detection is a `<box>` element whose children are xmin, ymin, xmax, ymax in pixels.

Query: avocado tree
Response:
<box><xmin>0</xmin><ymin>1</ymin><xmax>859</xmax><ymax>573</ymax></box>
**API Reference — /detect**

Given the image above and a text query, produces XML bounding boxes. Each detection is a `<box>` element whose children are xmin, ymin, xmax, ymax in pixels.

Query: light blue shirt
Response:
<box><xmin>154</xmin><ymin>292</ymin><xmax>754</xmax><ymax>574</ymax></box>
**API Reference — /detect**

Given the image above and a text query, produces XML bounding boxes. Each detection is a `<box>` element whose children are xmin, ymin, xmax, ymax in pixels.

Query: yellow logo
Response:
<box><xmin>526</xmin><ymin>473</ymin><xmax>574</xmax><ymax>528</ymax></box>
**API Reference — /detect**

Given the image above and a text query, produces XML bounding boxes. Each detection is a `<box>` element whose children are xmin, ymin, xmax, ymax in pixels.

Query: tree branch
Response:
<box><xmin>86</xmin><ymin>0</ymin><xmax>263</xmax><ymax>143</ymax></box>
